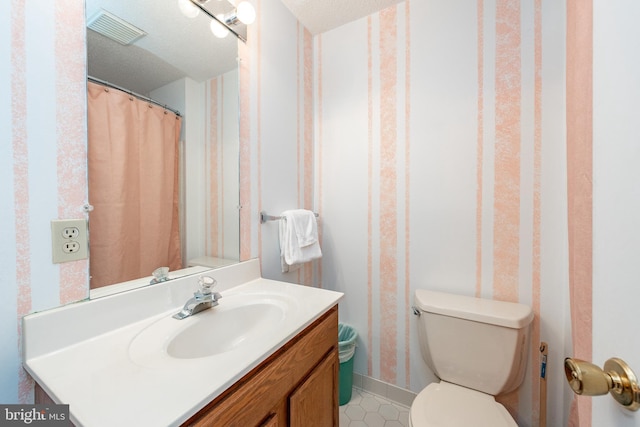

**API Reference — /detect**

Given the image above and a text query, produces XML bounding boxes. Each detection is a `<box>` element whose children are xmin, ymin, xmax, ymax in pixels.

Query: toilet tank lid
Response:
<box><xmin>414</xmin><ymin>290</ymin><xmax>534</xmax><ymax>329</ymax></box>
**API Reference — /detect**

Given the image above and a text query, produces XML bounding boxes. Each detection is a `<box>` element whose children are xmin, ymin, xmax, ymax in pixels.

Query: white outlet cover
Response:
<box><xmin>51</xmin><ymin>219</ymin><xmax>88</xmax><ymax>263</ymax></box>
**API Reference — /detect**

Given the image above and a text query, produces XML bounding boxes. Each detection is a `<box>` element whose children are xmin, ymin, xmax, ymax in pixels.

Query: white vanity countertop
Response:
<box><xmin>22</xmin><ymin>259</ymin><xmax>343</xmax><ymax>427</ymax></box>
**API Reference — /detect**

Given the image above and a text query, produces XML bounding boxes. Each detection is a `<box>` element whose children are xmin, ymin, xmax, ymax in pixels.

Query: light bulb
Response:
<box><xmin>236</xmin><ymin>1</ymin><xmax>256</xmax><ymax>25</ymax></box>
<box><xmin>178</xmin><ymin>0</ymin><xmax>200</xmax><ymax>18</ymax></box>
<box><xmin>210</xmin><ymin>15</ymin><xmax>230</xmax><ymax>38</ymax></box>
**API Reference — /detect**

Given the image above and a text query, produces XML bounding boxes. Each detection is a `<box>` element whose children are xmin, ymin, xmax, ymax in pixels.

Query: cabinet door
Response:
<box><xmin>289</xmin><ymin>350</ymin><xmax>338</xmax><ymax>427</ymax></box>
<box><xmin>259</xmin><ymin>412</ymin><xmax>279</xmax><ymax>427</ymax></box>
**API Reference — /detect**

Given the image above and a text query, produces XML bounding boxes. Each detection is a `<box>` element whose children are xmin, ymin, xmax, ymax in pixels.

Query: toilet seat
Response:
<box><xmin>409</xmin><ymin>382</ymin><xmax>517</xmax><ymax>427</ymax></box>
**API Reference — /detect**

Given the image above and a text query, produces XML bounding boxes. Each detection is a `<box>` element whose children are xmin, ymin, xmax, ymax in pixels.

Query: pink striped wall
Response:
<box><xmin>402</xmin><ymin>0</ymin><xmax>411</xmax><ymax>388</ymax></box>
<box><xmin>255</xmin><ymin>0</ymin><xmax>263</xmax><ymax>265</ymax></box>
<box><xmin>316</xmin><ymin>0</ymin><xmax>570</xmax><ymax>425</ymax></box>
<box><xmin>530</xmin><ymin>0</ymin><xmax>543</xmax><ymax>424</ymax></box>
<box><xmin>493</xmin><ymin>0</ymin><xmax>521</xmax><ymax>416</ymax></box>
<box><xmin>302</xmin><ymin>27</ymin><xmax>315</xmax><ymax>285</ymax></box>
<box><xmin>1</xmin><ymin>1</ymin><xmax>597</xmax><ymax>425</ymax></box>
<box><xmin>567</xmin><ymin>0</ymin><xmax>593</xmax><ymax>425</ymax></box>
<box><xmin>293</xmin><ymin>23</ymin><xmax>316</xmax><ymax>285</ymax></box>
<box><xmin>473</xmin><ymin>1</ymin><xmax>544</xmax><ymax>420</ymax></box>
<box><xmin>239</xmin><ymin>27</ymin><xmax>253</xmax><ymax>262</ymax></box>
<box><xmin>316</xmin><ymin>32</ymin><xmax>325</xmax><ymax>286</ymax></box>
<box><xmin>2</xmin><ymin>0</ymin><xmax>88</xmax><ymax>403</ymax></box>
<box><xmin>205</xmin><ymin>72</ymin><xmax>239</xmax><ymax>260</ymax></box>
<box><xmin>56</xmin><ymin>0</ymin><xmax>88</xmax><ymax>306</ymax></box>
<box><xmin>366</xmin><ymin>17</ymin><xmax>374</xmax><ymax>378</ymax></box>
<box><xmin>303</xmin><ymin>29</ymin><xmax>314</xmax><ymax>213</ymax></box>
<box><xmin>240</xmin><ymin>0</ymin><xmax>320</xmax><ymax>283</ymax></box>
<box><xmin>208</xmin><ymin>78</ymin><xmax>220</xmax><ymax>256</ymax></box>
<box><xmin>12</xmin><ymin>0</ymin><xmax>32</xmax><ymax>404</ymax></box>
<box><xmin>493</xmin><ymin>0</ymin><xmax>521</xmax><ymax>306</ymax></box>
<box><xmin>378</xmin><ymin>6</ymin><xmax>399</xmax><ymax>384</ymax></box>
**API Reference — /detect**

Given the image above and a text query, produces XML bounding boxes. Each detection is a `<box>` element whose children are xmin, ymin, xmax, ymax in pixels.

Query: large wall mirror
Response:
<box><xmin>86</xmin><ymin>0</ymin><xmax>241</xmax><ymax>298</ymax></box>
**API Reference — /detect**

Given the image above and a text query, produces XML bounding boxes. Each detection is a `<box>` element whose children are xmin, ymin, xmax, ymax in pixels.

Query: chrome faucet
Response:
<box><xmin>150</xmin><ymin>266</ymin><xmax>170</xmax><ymax>285</ymax></box>
<box><xmin>172</xmin><ymin>276</ymin><xmax>221</xmax><ymax>320</ymax></box>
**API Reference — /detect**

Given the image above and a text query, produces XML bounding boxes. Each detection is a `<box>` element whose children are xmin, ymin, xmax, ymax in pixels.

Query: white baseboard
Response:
<box><xmin>352</xmin><ymin>373</ymin><xmax>417</xmax><ymax>408</ymax></box>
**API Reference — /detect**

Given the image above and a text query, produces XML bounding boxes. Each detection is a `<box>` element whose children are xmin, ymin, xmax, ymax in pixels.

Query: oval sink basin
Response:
<box><xmin>167</xmin><ymin>302</ymin><xmax>285</xmax><ymax>359</ymax></box>
<box><xmin>128</xmin><ymin>293</ymin><xmax>294</xmax><ymax>366</ymax></box>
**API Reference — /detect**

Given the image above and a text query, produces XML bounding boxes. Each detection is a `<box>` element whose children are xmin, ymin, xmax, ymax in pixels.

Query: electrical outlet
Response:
<box><xmin>51</xmin><ymin>219</ymin><xmax>88</xmax><ymax>263</ymax></box>
<box><xmin>62</xmin><ymin>241</ymin><xmax>81</xmax><ymax>253</ymax></box>
<box><xmin>62</xmin><ymin>227</ymin><xmax>80</xmax><ymax>240</ymax></box>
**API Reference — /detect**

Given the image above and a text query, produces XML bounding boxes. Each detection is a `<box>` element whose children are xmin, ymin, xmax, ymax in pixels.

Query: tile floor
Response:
<box><xmin>339</xmin><ymin>387</ymin><xmax>410</xmax><ymax>427</ymax></box>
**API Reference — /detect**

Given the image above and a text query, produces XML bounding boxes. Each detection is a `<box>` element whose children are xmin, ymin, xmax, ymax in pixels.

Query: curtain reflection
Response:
<box><xmin>87</xmin><ymin>81</ymin><xmax>182</xmax><ymax>288</ymax></box>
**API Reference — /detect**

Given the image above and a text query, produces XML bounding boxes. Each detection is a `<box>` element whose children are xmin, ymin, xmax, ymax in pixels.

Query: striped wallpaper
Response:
<box><xmin>207</xmin><ymin>77</ymin><xmax>221</xmax><ymax>257</ymax></box>
<box><xmin>567</xmin><ymin>0</ymin><xmax>593</xmax><ymax>424</ymax></box>
<box><xmin>1</xmin><ymin>0</ymin><xmax>88</xmax><ymax>404</ymax></box>
<box><xmin>205</xmin><ymin>70</ymin><xmax>240</xmax><ymax>261</ymax></box>
<box><xmin>314</xmin><ymin>1</ymin><xmax>571</xmax><ymax>425</ymax></box>
<box><xmin>0</xmin><ymin>1</ymin><xmax>611</xmax><ymax>425</ymax></box>
<box><xmin>239</xmin><ymin>0</ymin><xmax>319</xmax><ymax>284</ymax></box>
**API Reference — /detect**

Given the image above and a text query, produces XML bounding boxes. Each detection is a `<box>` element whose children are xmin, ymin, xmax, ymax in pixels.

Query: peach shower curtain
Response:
<box><xmin>87</xmin><ymin>81</ymin><xmax>182</xmax><ymax>289</ymax></box>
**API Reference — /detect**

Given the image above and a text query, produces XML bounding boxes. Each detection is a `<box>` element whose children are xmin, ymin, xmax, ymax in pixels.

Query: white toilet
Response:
<box><xmin>410</xmin><ymin>289</ymin><xmax>534</xmax><ymax>427</ymax></box>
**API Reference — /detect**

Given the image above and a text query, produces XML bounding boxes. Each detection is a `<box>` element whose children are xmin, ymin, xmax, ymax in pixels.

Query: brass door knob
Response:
<box><xmin>564</xmin><ymin>357</ymin><xmax>640</xmax><ymax>411</ymax></box>
<box><xmin>564</xmin><ymin>358</ymin><xmax>611</xmax><ymax>395</ymax></box>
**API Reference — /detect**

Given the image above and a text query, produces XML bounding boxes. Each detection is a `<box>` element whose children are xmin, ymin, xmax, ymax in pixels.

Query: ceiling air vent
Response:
<box><xmin>87</xmin><ymin>9</ymin><xmax>146</xmax><ymax>46</ymax></box>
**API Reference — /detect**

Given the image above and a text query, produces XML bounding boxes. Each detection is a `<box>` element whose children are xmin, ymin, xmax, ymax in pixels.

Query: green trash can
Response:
<box><xmin>338</xmin><ymin>323</ymin><xmax>358</xmax><ymax>405</ymax></box>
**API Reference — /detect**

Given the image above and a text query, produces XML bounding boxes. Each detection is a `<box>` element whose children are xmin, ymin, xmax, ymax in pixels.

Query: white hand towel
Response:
<box><xmin>292</xmin><ymin>210</ymin><xmax>318</xmax><ymax>247</ymax></box>
<box><xmin>279</xmin><ymin>209</ymin><xmax>322</xmax><ymax>272</ymax></box>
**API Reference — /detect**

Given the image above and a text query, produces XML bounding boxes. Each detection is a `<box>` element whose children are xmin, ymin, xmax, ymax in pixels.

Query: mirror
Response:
<box><xmin>86</xmin><ymin>0</ymin><xmax>241</xmax><ymax>298</ymax></box>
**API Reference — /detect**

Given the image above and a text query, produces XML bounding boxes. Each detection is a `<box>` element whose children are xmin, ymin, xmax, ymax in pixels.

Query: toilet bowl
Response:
<box><xmin>410</xmin><ymin>289</ymin><xmax>533</xmax><ymax>427</ymax></box>
<box><xmin>409</xmin><ymin>382</ymin><xmax>516</xmax><ymax>427</ymax></box>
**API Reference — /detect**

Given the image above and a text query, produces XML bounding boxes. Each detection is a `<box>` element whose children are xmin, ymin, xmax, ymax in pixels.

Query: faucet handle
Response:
<box><xmin>151</xmin><ymin>266</ymin><xmax>170</xmax><ymax>284</ymax></box>
<box><xmin>197</xmin><ymin>276</ymin><xmax>217</xmax><ymax>295</ymax></box>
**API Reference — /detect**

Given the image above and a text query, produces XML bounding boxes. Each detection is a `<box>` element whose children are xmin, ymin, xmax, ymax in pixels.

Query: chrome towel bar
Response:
<box><xmin>260</xmin><ymin>210</ymin><xmax>319</xmax><ymax>224</ymax></box>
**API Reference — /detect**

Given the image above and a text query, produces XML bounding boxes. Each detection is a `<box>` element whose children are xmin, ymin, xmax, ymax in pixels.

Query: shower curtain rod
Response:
<box><xmin>87</xmin><ymin>76</ymin><xmax>182</xmax><ymax>117</ymax></box>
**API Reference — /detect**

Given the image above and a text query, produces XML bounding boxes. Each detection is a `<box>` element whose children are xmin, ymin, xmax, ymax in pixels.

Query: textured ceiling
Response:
<box><xmin>280</xmin><ymin>0</ymin><xmax>404</xmax><ymax>34</ymax></box>
<box><xmin>86</xmin><ymin>0</ymin><xmax>401</xmax><ymax>96</ymax></box>
<box><xmin>86</xmin><ymin>0</ymin><xmax>239</xmax><ymax>95</ymax></box>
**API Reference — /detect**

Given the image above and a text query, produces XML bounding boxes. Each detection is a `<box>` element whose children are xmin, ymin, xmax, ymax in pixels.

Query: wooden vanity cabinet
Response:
<box><xmin>184</xmin><ymin>305</ymin><xmax>339</xmax><ymax>427</ymax></box>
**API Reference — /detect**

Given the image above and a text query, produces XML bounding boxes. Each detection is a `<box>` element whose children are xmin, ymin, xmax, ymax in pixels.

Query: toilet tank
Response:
<box><xmin>414</xmin><ymin>290</ymin><xmax>534</xmax><ymax>396</ymax></box>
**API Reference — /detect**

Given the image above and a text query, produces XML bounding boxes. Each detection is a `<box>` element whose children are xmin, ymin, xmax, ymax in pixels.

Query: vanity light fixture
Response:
<box><xmin>228</xmin><ymin>2</ymin><xmax>256</xmax><ymax>25</ymax></box>
<box><xmin>178</xmin><ymin>0</ymin><xmax>256</xmax><ymax>41</ymax></box>
<box><xmin>210</xmin><ymin>14</ymin><xmax>230</xmax><ymax>38</ymax></box>
<box><xmin>178</xmin><ymin>0</ymin><xmax>201</xmax><ymax>18</ymax></box>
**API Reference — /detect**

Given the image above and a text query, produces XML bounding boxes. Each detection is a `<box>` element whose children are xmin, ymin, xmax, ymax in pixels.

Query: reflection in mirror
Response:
<box><xmin>86</xmin><ymin>0</ymin><xmax>241</xmax><ymax>298</ymax></box>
